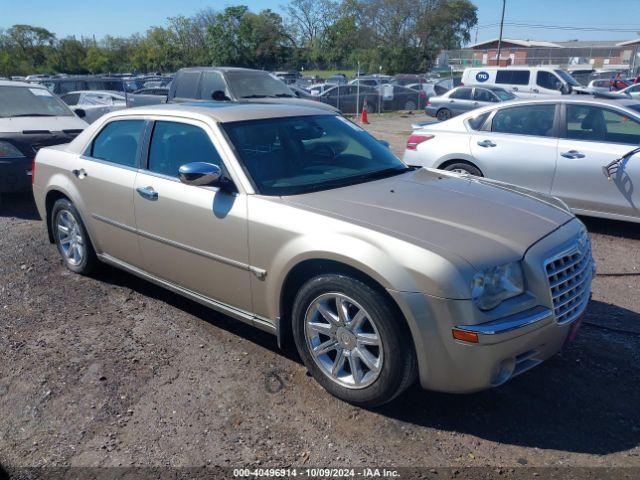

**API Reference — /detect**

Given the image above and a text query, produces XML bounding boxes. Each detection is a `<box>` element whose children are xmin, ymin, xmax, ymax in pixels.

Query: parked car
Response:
<box><xmin>404</xmin><ymin>97</ymin><xmax>640</xmax><ymax>224</ymax></box>
<box><xmin>34</xmin><ymin>76</ymin><xmax>126</xmax><ymax>95</ymax></box>
<box><xmin>0</xmin><ymin>80</ymin><xmax>86</xmax><ymax>194</ymax></box>
<box><xmin>380</xmin><ymin>84</ymin><xmax>427</xmax><ymax>111</ymax></box>
<box><xmin>134</xmin><ymin>87</ymin><xmax>170</xmax><ymax>96</ymax></box>
<box><xmin>349</xmin><ymin>76</ymin><xmax>391</xmax><ymax>88</ymax></box>
<box><xmin>426</xmin><ymin>86</ymin><xmax>516</xmax><ymax>121</ymax></box>
<box><xmin>166</xmin><ymin>67</ymin><xmax>339</xmax><ymax>113</ymax></box>
<box><xmin>406</xmin><ymin>82</ymin><xmax>437</xmax><ymax>99</ymax></box>
<box><xmin>316</xmin><ymin>85</ymin><xmax>380</xmax><ymax>113</ymax></box>
<box><xmin>60</xmin><ymin>90</ymin><xmax>127</xmax><ymax>124</ymax></box>
<box><xmin>581</xmin><ymin>79</ymin><xmax>612</xmax><ymax>95</ymax></box>
<box><xmin>433</xmin><ymin>77</ymin><xmax>462</xmax><ymax>96</ymax></box>
<box><xmin>609</xmin><ymin>82</ymin><xmax>640</xmax><ymax>99</ymax></box>
<box><xmin>461</xmin><ymin>67</ymin><xmax>581</xmax><ymax>97</ymax></box>
<box><xmin>325</xmin><ymin>74</ymin><xmax>348</xmax><ymax>86</ymax></box>
<box><xmin>33</xmin><ymin>103</ymin><xmax>593</xmax><ymax>406</ymax></box>
<box><xmin>309</xmin><ymin>83</ymin><xmax>331</xmax><ymax>96</ymax></box>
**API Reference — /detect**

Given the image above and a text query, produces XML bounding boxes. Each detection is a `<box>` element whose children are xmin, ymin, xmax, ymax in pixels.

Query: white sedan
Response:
<box><xmin>60</xmin><ymin>90</ymin><xmax>127</xmax><ymax>123</ymax></box>
<box><xmin>403</xmin><ymin>97</ymin><xmax>640</xmax><ymax>224</ymax></box>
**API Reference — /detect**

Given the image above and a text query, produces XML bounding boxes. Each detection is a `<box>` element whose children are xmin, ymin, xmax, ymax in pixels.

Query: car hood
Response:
<box><xmin>241</xmin><ymin>96</ymin><xmax>340</xmax><ymax>113</ymax></box>
<box><xmin>282</xmin><ymin>168</ymin><xmax>573</xmax><ymax>270</ymax></box>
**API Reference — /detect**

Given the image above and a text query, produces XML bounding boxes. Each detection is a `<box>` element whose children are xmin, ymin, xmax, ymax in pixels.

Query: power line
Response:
<box><xmin>476</xmin><ymin>22</ymin><xmax>640</xmax><ymax>33</ymax></box>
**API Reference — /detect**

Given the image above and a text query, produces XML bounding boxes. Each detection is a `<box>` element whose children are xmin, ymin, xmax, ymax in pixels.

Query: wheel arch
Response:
<box><xmin>277</xmin><ymin>258</ymin><xmax>417</xmax><ymax>356</ymax></box>
<box><xmin>45</xmin><ymin>189</ymin><xmax>72</xmax><ymax>243</ymax></box>
<box><xmin>437</xmin><ymin>158</ymin><xmax>484</xmax><ymax>176</ymax></box>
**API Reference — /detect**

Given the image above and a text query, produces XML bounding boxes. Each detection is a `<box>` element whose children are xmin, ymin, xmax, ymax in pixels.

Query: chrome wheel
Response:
<box><xmin>56</xmin><ymin>210</ymin><xmax>85</xmax><ymax>266</ymax></box>
<box><xmin>304</xmin><ymin>293</ymin><xmax>383</xmax><ymax>389</ymax></box>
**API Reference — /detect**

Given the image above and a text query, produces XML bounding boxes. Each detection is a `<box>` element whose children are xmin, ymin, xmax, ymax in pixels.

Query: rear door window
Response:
<box><xmin>199</xmin><ymin>72</ymin><xmax>227</xmax><ymax>100</ymax></box>
<box><xmin>566</xmin><ymin>104</ymin><xmax>640</xmax><ymax>144</ymax></box>
<box><xmin>473</xmin><ymin>88</ymin><xmax>496</xmax><ymax>102</ymax></box>
<box><xmin>491</xmin><ymin>104</ymin><xmax>557</xmax><ymax>137</ymax></box>
<box><xmin>90</xmin><ymin>120</ymin><xmax>146</xmax><ymax>168</ymax></box>
<box><xmin>496</xmin><ymin>70</ymin><xmax>530</xmax><ymax>86</ymax></box>
<box><xmin>147</xmin><ymin>121</ymin><xmax>222</xmax><ymax>177</ymax></box>
<box><xmin>450</xmin><ymin>88</ymin><xmax>472</xmax><ymax>100</ymax></box>
<box><xmin>174</xmin><ymin>72</ymin><xmax>201</xmax><ymax>99</ymax></box>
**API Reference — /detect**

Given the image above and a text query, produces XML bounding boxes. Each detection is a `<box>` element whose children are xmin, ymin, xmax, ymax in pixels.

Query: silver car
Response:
<box><xmin>33</xmin><ymin>103</ymin><xmax>593</xmax><ymax>406</ymax></box>
<box><xmin>406</xmin><ymin>97</ymin><xmax>640</xmax><ymax>224</ymax></box>
<box><xmin>426</xmin><ymin>85</ymin><xmax>516</xmax><ymax>121</ymax></box>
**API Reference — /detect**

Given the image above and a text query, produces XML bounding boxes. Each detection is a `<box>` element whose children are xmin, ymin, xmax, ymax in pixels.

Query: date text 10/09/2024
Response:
<box><xmin>233</xmin><ymin>468</ymin><xmax>401</xmax><ymax>478</ymax></box>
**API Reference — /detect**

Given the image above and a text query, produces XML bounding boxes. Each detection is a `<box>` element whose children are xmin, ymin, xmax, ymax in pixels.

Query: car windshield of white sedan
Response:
<box><xmin>0</xmin><ymin>86</ymin><xmax>73</xmax><ymax>117</ymax></box>
<box><xmin>223</xmin><ymin>115</ymin><xmax>409</xmax><ymax>195</ymax></box>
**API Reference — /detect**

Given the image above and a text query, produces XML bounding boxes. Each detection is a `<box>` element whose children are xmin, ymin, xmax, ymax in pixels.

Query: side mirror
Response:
<box><xmin>178</xmin><ymin>162</ymin><xmax>222</xmax><ymax>186</ymax></box>
<box><xmin>378</xmin><ymin>139</ymin><xmax>391</xmax><ymax>148</ymax></box>
<box><xmin>211</xmin><ymin>90</ymin><xmax>228</xmax><ymax>101</ymax></box>
<box><xmin>74</xmin><ymin>108</ymin><xmax>86</xmax><ymax>119</ymax></box>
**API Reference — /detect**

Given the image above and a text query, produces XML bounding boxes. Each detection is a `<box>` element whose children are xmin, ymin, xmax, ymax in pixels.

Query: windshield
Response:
<box><xmin>492</xmin><ymin>88</ymin><xmax>516</xmax><ymax>101</ymax></box>
<box><xmin>554</xmin><ymin>70</ymin><xmax>581</xmax><ymax>87</ymax></box>
<box><xmin>0</xmin><ymin>86</ymin><xmax>74</xmax><ymax>117</ymax></box>
<box><xmin>223</xmin><ymin>115</ymin><xmax>409</xmax><ymax>195</ymax></box>
<box><xmin>225</xmin><ymin>71</ymin><xmax>294</xmax><ymax>99</ymax></box>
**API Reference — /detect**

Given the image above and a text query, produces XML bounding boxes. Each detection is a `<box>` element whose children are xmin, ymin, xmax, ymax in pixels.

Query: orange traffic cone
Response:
<box><xmin>361</xmin><ymin>98</ymin><xmax>370</xmax><ymax>124</ymax></box>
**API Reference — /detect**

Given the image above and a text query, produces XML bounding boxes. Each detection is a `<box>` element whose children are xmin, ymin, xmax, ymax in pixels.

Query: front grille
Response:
<box><xmin>544</xmin><ymin>230</ymin><xmax>593</xmax><ymax>325</ymax></box>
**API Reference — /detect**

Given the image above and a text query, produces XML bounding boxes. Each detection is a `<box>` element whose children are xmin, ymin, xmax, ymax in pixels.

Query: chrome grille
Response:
<box><xmin>544</xmin><ymin>231</ymin><xmax>593</xmax><ymax>325</ymax></box>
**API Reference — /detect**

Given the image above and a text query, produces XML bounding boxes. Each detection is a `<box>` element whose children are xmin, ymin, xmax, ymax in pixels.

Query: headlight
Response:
<box><xmin>0</xmin><ymin>141</ymin><xmax>25</xmax><ymax>158</ymax></box>
<box><xmin>472</xmin><ymin>261</ymin><xmax>524</xmax><ymax>310</ymax></box>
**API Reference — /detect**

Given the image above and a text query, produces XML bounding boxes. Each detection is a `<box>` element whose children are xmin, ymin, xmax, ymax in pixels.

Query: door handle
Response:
<box><xmin>136</xmin><ymin>186</ymin><xmax>158</xmax><ymax>201</ymax></box>
<box><xmin>449</xmin><ymin>99</ymin><xmax>455</xmax><ymax>103</ymax></box>
<box><xmin>477</xmin><ymin>140</ymin><xmax>497</xmax><ymax>148</ymax></box>
<box><xmin>473</xmin><ymin>102</ymin><xmax>479</xmax><ymax>106</ymax></box>
<box><xmin>561</xmin><ymin>150</ymin><xmax>585</xmax><ymax>159</ymax></box>
<box><xmin>512</xmin><ymin>87</ymin><xmax>519</xmax><ymax>91</ymax></box>
<box><xmin>532</xmin><ymin>88</ymin><xmax>539</xmax><ymax>93</ymax></box>
<box><xmin>72</xmin><ymin>168</ymin><xmax>88</xmax><ymax>179</ymax></box>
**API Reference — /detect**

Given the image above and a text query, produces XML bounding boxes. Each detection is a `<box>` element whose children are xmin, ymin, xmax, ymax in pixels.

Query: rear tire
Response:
<box><xmin>292</xmin><ymin>274</ymin><xmax>417</xmax><ymax>407</ymax></box>
<box><xmin>404</xmin><ymin>100</ymin><xmax>417</xmax><ymax>111</ymax></box>
<box><xmin>443</xmin><ymin>162</ymin><xmax>482</xmax><ymax>176</ymax></box>
<box><xmin>436</xmin><ymin>108</ymin><xmax>452</xmax><ymax>121</ymax></box>
<box><xmin>51</xmin><ymin>198</ymin><xmax>98</xmax><ymax>275</ymax></box>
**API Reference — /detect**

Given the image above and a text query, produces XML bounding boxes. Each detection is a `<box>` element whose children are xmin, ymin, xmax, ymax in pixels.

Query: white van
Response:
<box><xmin>461</xmin><ymin>66</ymin><xmax>582</xmax><ymax>97</ymax></box>
<box><xmin>0</xmin><ymin>81</ymin><xmax>88</xmax><ymax>193</ymax></box>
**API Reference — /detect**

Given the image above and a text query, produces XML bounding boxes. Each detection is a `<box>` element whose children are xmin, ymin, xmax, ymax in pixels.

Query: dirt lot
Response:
<box><xmin>0</xmin><ymin>114</ymin><xmax>639</xmax><ymax>476</ymax></box>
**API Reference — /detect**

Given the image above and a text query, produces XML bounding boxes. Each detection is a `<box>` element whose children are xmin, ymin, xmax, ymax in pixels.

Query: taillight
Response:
<box><xmin>31</xmin><ymin>158</ymin><xmax>36</xmax><ymax>184</ymax></box>
<box><xmin>406</xmin><ymin>134</ymin><xmax>434</xmax><ymax>150</ymax></box>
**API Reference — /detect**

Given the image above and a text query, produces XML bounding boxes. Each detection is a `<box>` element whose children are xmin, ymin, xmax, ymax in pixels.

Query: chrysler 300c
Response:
<box><xmin>33</xmin><ymin>103</ymin><xmax>594</xmax><ymax>406</ymax></box>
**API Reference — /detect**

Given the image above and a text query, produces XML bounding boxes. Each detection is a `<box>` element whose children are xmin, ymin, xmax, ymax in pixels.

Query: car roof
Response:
<box><xmin>108</xmin><ymin>102</ymin><xmax>335</xmax><ymax>123</ymax></box>
<box><xmin>0</xmin><ymin>80</ymin><xmax>47</xmax><ymax>88</ymax></box>
<box><xmin>178</xmin><ymin>66</ymin><xmax>266</xmax><ymax>74</ymax></box>
<box><xmin>64</xmin><ymin>90</ymin><xmax>125</xmax><ymax>97</ymax></box>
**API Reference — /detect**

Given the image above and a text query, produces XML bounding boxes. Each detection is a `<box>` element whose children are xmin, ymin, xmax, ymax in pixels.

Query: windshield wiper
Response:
<box><xmin>273</xmin><ymin>93</ymin><xmax>294</xmax><ymax>98</ymax></box>
<box><xmin>299</xmin><ymin>167</ymin><xmax>412</xmax><ymax>194</ymax></box>
<box><xmin>241</xmin><ymin>94</ymin><xmax>268</xmax><ymax>99</ymax></box>
<box><xmin>11</xmin><ymin>113</ymin><xmax>57</xmax><ymax>117</ymax></box>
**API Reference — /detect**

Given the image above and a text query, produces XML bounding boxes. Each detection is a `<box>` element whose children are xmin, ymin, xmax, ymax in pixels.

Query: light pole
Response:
<box><xmin>496</xmin><ymin>0</ymin><xmax>506</xmax><ymax>66</ymax></box>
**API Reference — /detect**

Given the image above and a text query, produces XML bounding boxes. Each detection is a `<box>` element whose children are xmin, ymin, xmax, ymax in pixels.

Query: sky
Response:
<box><xmin>2</xmin><ymin>0</ymin><xmax>640</xmax><ymax>44</ymax></box>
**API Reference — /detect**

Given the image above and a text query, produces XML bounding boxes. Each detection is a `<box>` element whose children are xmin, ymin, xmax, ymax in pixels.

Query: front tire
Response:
<box><xmin>443</xmin><ymin>162</ymin><xmax>482</xmax><ymax>176</ymax></box>
<box><xmin>51</xmin><ymin>198</ymin><xmax>97</xmax><ymax>274</ymax></box>
<box><xmin>292</xmin><ymin>274</ymin><xmax>417</xmax><ymax>407</ymax></box>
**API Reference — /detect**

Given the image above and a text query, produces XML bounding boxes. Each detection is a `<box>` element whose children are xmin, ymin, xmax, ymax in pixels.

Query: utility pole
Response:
<box><xmin>496</xmin><ymin>0</ymin><xmax>506</xmax><ymax>66</ymax></box>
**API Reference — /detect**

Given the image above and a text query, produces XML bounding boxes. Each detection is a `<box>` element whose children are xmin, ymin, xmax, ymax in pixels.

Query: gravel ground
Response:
<box><xmin>0</xmin><ymin>114</ymin><xmax>639</xmax><ymax>476</ymax></box>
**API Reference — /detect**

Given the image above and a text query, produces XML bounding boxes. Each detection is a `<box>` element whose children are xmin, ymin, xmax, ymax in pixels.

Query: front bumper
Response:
<box><xmin>0</xmin><ymin>157</ymin><xmax>32</xmax><ymax>193</ymax></box>
<box><xmin>389</xmin><ymin>218</ymin><xmax>593</xmax><ymax>393</ymax></box>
